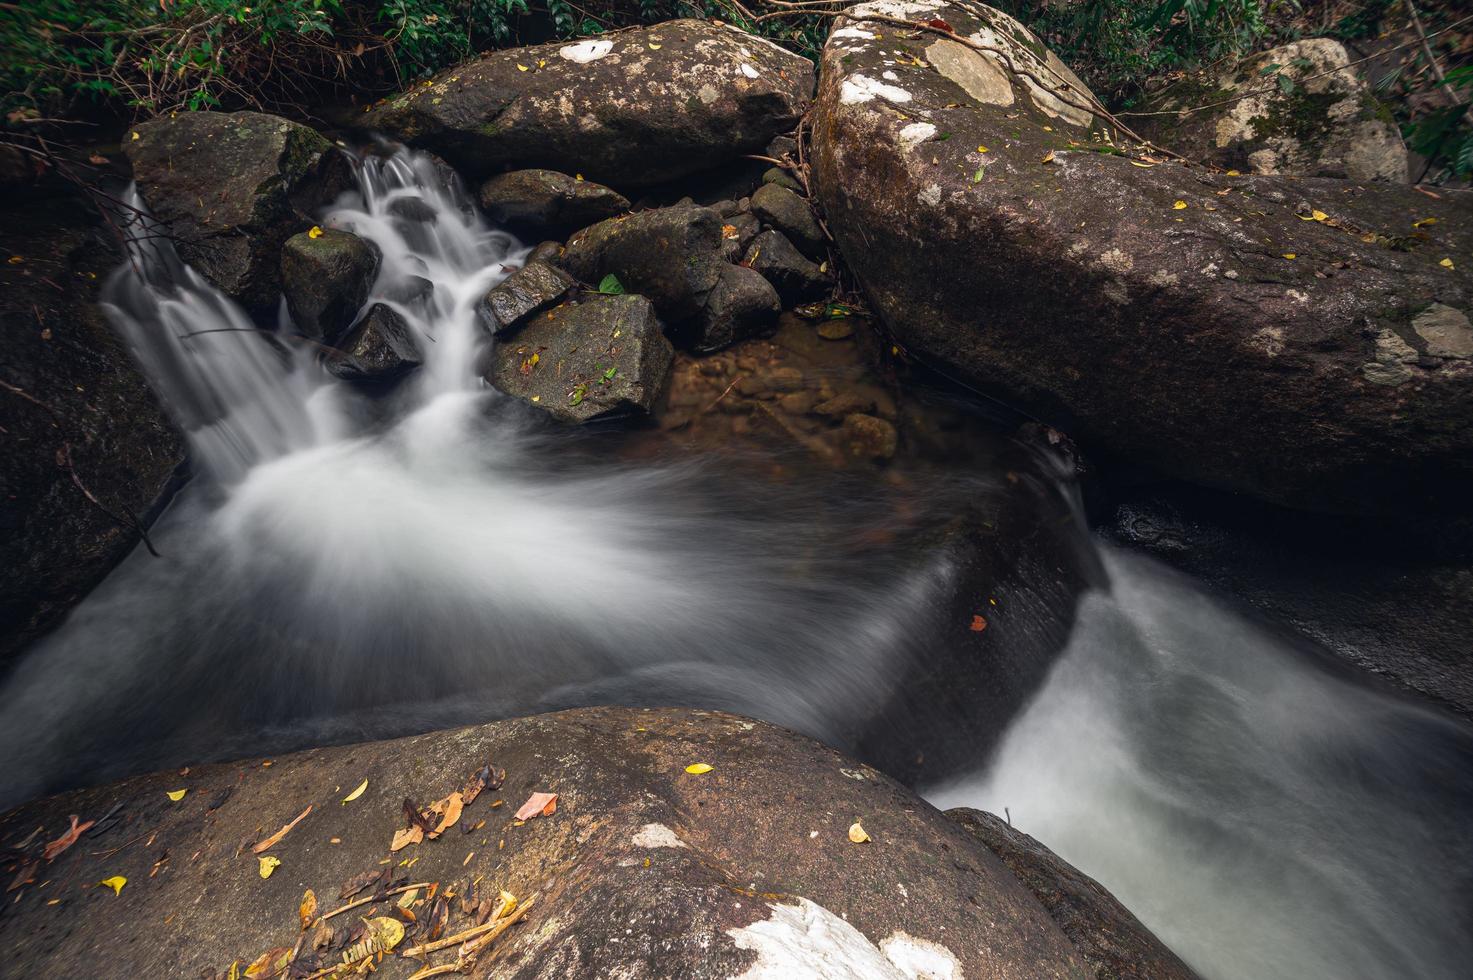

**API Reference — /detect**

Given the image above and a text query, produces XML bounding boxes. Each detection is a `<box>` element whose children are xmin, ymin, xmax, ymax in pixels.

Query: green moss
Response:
<box><xmin>1247</xmin><ymin>89</ymin><xmax>1341</xmax><ymax>145</ymax></box>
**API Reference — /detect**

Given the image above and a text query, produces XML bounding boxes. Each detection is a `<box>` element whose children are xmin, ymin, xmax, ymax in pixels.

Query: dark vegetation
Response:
<box><xmin>0</xmin><ymin>0</ymin><xmax>1467</xmax><ymax>179</ymax></box>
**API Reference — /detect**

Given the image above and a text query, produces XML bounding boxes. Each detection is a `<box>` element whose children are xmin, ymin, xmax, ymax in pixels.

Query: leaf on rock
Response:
<box><xmin>684</xmin><ymin>763</ymin><xmax>714</xmax><ymax>775</ymax></box>
<box><xmin>243</xmin><ymin>947</ymin><xmax>290</xmax><ymax>978</ymax></box>
<box><xmin>391</xmin><ymin>826</ymin><xmax>424</xmax><ymax>852</ymax></box>
<box><xmin>1413</xmin><ymin>217</ymin><xmax>1438</xmax><ymax>228</ymax></box>
<box><xmin>252</xmin><ymin>805</ymin><xmax>312</xmax><ymax>854</ymax></box>
<box><xmin>43</xmin><ymin>815</ymin><xmax>95</xmax><ymax>861</ymax></box>
<box><xmin>338</xmin><ymin>868</ymin><xmax>386</xmax><ymax>901</ymax></box>
<box><xmin>99</xmin><ymin>875</ymin><xmax>126</xmax><ymax>895</ymax></box>
<box><xmin>166</xmin><ymin>789</ymin><xmax>187</xmax><ymax>802</ymax></box>
<box><xmin>299</xmin><ymin>889</ymin><xmax>318</xmax><ymax>930</ymax></box>
<box><xmin>364</xmin><ymin>916</ymin><xmax>406</xmax><ymax>952</ymax></box>
<box><xmin>848</xmin><ymin>822</ymin><xmax>871</xmax><ymax>843</ymax></box>
<box><xmin>342</xmin><ymin>779</ymin><xmax>368</xmax><ymax>804</ymax></box>
<box><xmin>514</xmin><ymin>792</ymin><xmax>558</xmax><ymax>820</ymax></box>
<box><xmin>258</xmin><ymin>855</ymin><xmax>281</xmax><ymax>879</ymax></box>
<box><xmin>598</xmin><ymin>273</ymin><xmax>625</xmax><ymax>295</ymax></box>
<box><xmin>1172</xmin><ymin>200</ymin><xmax>1187</xmax><ymax>210</ymax></box>
<box><xmin>1441</xmin><ymin>257</ymin><xmax>1456</xmax><ymax>269</ymax></box>
<box><xmin>969</xmin><ymin>615</ymin><xmax>988</xmax><ymax>632</ymax></box>
<box><xmin>307</xmin><ymin>225</ymin><xmax>324</xmax><ymax>240</ymax></box>
<box><xmin>462</xmin><ymin>764</ymin><xmax>505</xmax><ymax>805</ymax></box>
<box><xmin>429</xmin><ymin>792</ymin><xmax>464</xmax><ymax>839</ymax></box>
<box><xmin>1041</xmin><ymin>150</ymin><xmax>1055</xmax><ymax>164</ymax></box>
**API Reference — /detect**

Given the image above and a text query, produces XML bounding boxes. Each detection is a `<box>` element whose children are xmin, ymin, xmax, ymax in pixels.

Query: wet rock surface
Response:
<box><xmin>481</xmin><ymin>260</ymin><xmax>576</xmax><ymax>336</ymax></box>
<box><xmin>488</xmin><ymin>294</ymin><xmax>674</xmax><ymax>422</ymax></box>
<box><xmin>365</xmin><ymin>20</ymin><xmax>815</xmax><ymax>188</ymax></box>
<box><xmin>688</xmin><ymin>262</ymin><xmax>780</xmax><ymax>351</ymax></box>
<box><xmin>1137</xmin><ymin>38</ymin><xmax>1408</xmax><ymax>182</ymax></box>
<box><xmin>280</xmin><ymin>229</ymin><xmax>379</xmax><ymax>345</ymax></box>
<box><xmin>0</xmin><ymin>191</ymin><xmax>184</xmax><ymax>664</ymax></box>
<box><xmin>563</xmin><ymin>205</ymin><xmax>726</xmax><ymax>321</ymax></box>
<box><xmin>478</xmin><ymin>169</ymin><xmax>631</xmax><ymax>235</ymax></box>
<box><xmin>124</xmin><ymin>111</ymin><xmax>351</xmax><ymax>314</ymax></box>
<box><xmin>750</xmin><ymin>182</ymin><xmax>824</xmax><ymax>257</ymax></box>
<box><xmin>324</xmin><ymin>304</ymin><xmax>423</xmax><ymax>383</ymax></box>
<box><xmin>0</xmin><ymin>706</ymin><xmax>1104</xmax><ymax>979</ymax></box>
<box><xmin>948</xmin><ymin>808</ymin><xmax>1201</xmax><ymax>980</ymax></box>
<box><xmin>744</xmin><ymin>229</ymin><xmax>830</xmax><ymax>304</ymax></box>
<box><xmin>811</xmin><ymin>1</ymin><xmax>1473</xmax><ymax>521</ymax></box>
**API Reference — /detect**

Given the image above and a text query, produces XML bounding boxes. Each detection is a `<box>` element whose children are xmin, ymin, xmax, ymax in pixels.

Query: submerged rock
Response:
<box><xmin>324</xmin><ymin>304</ymin><xmax>422</xmax><ymax>383</ymax></box>
<box><xmin>689</xmin><ymin>263</ymin><xmax>781</xmax><ymax>351</ymax></box>
<box><xmin>948</xmin><ymin>809</ymin><xmax>1201</xmax><ymax>980</ymax></box>
<box><xmin>480</xmin><ymin>260</ymin><xmax>576</xmax><ymax>336</ymax></box>
<box><xmin>0</xmin><ymin>192</ymin><xmax>183</xmax><ymax>663</ymax></box>
<box><xmin>280</xmin><ymin>229</ymin><xmax>379</xmax><ymax>344</ymax></box>
<box><xmin>124</xmin><ymin>111</ymin><xmax>350</xmax><ymax>314</ymax></box>
<box><xmin>488</xmin><ymin>294</ymin><xmax>674</xmax><ymax>422</ymax></box>
<box><xmin>478</xmin><ymin>169</ymin><xmax>630</xmax><ymax>235</ymax></box>
<box><xmin>365</xmin><ymin>20</ymin><xmax>815</xmax><ymax>188</ymax></box>
<box><xmin>811</xmin><ymin>1</ymin><xmax>1473</xmax><ymax>519</ymax></box>
<box><xmin>1136</xmin><ymin>38</ymin><xmax>1407</xmax><ymax>182</ymax></box>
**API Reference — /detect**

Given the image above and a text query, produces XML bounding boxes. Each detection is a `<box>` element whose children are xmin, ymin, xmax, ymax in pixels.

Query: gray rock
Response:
<box><xmin>488</xmin><ymin>294</ymin><xmax>674</xmax><ymax>422</ymax></box>
<box><xmin>563</xmin><ymin>206</ymin><xmax>726</xmax><ymax>321</ymax></box>
<box><xmin>762</xmin><ymin>166</ymin><xmax>803</xmax><ymax>192</ymax></box>
<box><xmin>280</xmin><ymin>229</ymin><xmax>379</xmax><ymax>345</ymax></box>
<box><xmin>948</xmin><ymin>808</ymin><xmax>1201</xmax><ymax>980</ymax></box>
<box><xmin>1136</xmin><ymin>38</ymin><xmax>1407</xmax><ymax>182</ymax></box>
<box><xmin>478</xmin><ymin>169</ymin><xmax>630</xmax><ymax>235</ymax></box>
<box><xmin>744</xmin><ymin>229</ymin><xmax>830</xmax><ymax>304</ymax></box>
<box><xmin>691</xmin><ymin>263</ymin><xmax>780</xmax><ymax>351</ymax></box>
<box><xmin>123</xmin><ymin>111</ymin><xmax>351</xmax><ymax>314</ymax></box>
<box><xmin>364</xmin><ymin>20</ymin><xmax>815</xmax><ymax>188</ymax></box>
<box><xmin>811</xmin><ymin>1</ymin><xmax>1473</xmax><ymax>518</ymax></box>
<box><xmin>750</xmin><ymin>182</ymin><xmax>824</xmax><ymax>257</ymax></box>
<box><xmin>720</xmin><ymin>212</ymin><xmax>762</xmax><ymax>263</ymax></box>
<box><xmin>324</xmin><ymin>304</ymin><xmax>422</xmax><ymax>382</ymax></box>
<box><xmin>526</xmin><ymin>240</ymin><xmax>565</xmax><ymax>267</ymax></box>
<box><xmin>480</xmin><ymin>260</ymin><xmax>576</xmax><ymax>336</ymax></box>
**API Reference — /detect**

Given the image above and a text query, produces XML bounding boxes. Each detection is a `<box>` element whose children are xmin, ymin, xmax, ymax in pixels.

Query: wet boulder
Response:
<box><xmin>124</xmin><ymin>111</ymin><xmax>351</xmax><ymax>315</ymax></box>
<box><xmin>811</xmin><ymin>1</ymin><xmax>1473</xmax><ymax>519</ymax></box>
<box><xmin>488</xmin><ymin>294</ymin><xmax>675</xmax><ymax>422</ymax></box>
<box><xmin>750</xmin><ymin>182</ymin><xmax>824</xmax><ymax>257</ymax></box>
<box><xmin>1136</xmin><ymin>38</ymin><xmax>1407</xmax><ymax>182</ymax></box>
<box><xmin>478</xmin><ymin>169</ymin><xmax>630</xmax><ymax>236</ymax></box>
<box><xmin>0</xmin><ymin>706</ymin><xmax>1106</xmax><ymax>978</ymax></box>
<box><xmin>280</xmin><ymin>229</ymin><xmax>379</xmax><ymax>345</ymax></box>
<box><xmin>744</xmin><ymin>229</ymin><xmax>831</xmax><ymax>303</ymax></box>
<box><xmin>0</xmin><ymin>191</ymin><xmax>184</xmax><ymax>663</ymax></box>
<box><xmin>480</xmin><ymin>260</ymin><xmax>576</xmax><ymax>336</ymax></box>
<box><xmin>563</xmin><ymin>205</ymin><xmax>727</xmax><ymax>321</ymax></box>
<box><xmin>324</xmin><ymin>304</ymin><xmax>422</xmax><ymax>383</ymax></box>
<box><xmin>948</xmin><ymin>809</ymin><xmax>1201</xmax><ymax>980</ymax></box>
<box><xmin>365</xmin><ymin>20</ymin><xmax>815</xmax><ymax>188</ymax></box>
<box><xmin>688</xmin><ymin>263</ymin><xmax>781</xmax><ymax>351</ymax></box>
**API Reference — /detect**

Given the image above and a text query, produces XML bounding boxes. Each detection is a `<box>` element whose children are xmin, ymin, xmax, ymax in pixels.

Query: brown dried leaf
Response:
<box><xmin>427</xmin><ymin>898</ymin><xmax>449</xmax><ymax>941</ymax></box>
<box><xmin>251</xmin><ymin>805</ymin><xmax>312</xmax><ymax>854</ymax></box>
<box><xmin>299</xmin><ymin>888</ymin><xmax>318</xmax><ymax>930</ymax></box>
<box><xmin>338</xmin><ymin>868</ymin><xmax>385</xmax><ymax>901</ymax></box>
<box><xmin>391</xmin><ymin>825</ymin><xmax>424</xmax><ymax>852</ymax></box>
<box><xmin>43</xmin><ymin>815</ymin><xmax>95</xmax><ymax>861</ymax></box>
<box><xmin>428</xmin><ymin>792</ymin><xmax>463</xmax><ymax>839</ymax></box>
<box><xmin>514</xmin><ymin>792</ymin><xmax>557</xmax><ymax>821</ymax></box>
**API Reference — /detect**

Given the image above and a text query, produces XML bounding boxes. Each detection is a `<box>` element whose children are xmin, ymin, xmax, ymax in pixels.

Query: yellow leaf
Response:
<box><xmin>166</xmin><ymin>789</ymin><xmax>187</xmax><ymax>802</ymax></box>
<box><xmin>575</xmin><ymin>173</ymin><xmax>584</xmax><ymax>181</ymax></box>
<box><xmin>976</xmin><ymin>145</ymin><xmax>988</xmax><ymax>153</ymax></box>
<box><xmin>1130</xmin><ymin>160</ymin><xmax>1155</xmax><ymax>168</ymax></box>
<box><xmin>1413</xmin><ymin>217</ymin><xmax>1438</xmax><ymax>228</ymax></box>
<box><xmin>1312</xmin><ymin>210</ymin><xmax>1328</xmax><ymax>221</ymax></box>
<box><xmin>1282</xmin><ymin>253</ymin><xmax>1297</xmax><ymax>260</ymax></box>
<box><xmin>648</xmin><ymin>43</ymin><xmax>662</xmax><ymax>50</ymax></box>
<box><xmin>1440</xmin><ymin>257</ymin><xmax>1456</xmax><ymax>269</ymax></box>
<box><xmin>341</xmin><ymin>779</ymin><xmax>368</xmax><ymax>804</ymax></box>
<box><xmin>1225</xmin><ymin>169</ymin><xmax>1240</xmax><ymax>176</ymax></box>
<box><xmin>258</xmin><ymin>855</ymin><xmax>281</xmax><ymax>879</ymax></box>
<box><xmin>537</xmin><ymin>59</ymin><xmax>546</xmax><ymax>68</ymax></box>
<box><xmin>848</xmin><ymin>822</ymin><xmax>870</xmax><ymax>843</ymax></box>
<box><xmin>99</xmin><ymin>875</ymin><xmax>126</xmax><ymax>895</ymax></box>
<box><xmin>307</xmin><ymin>226</ymin><xmax>323</xmax><ymax>240</ymax></box>
<box><xmin>299</xmin><ymin>889</ymin><xmax>317</xmax><ymax>929</ymax></box>
<box><xmin>1041</xmin><ymin>150</ymin><xmax>1055</xmax><ymax>163</ymax></box>
<box><xmin>130</xmin><ymin>131</ymin><xmax>140</xmax><ymax>141</ymax></box>
<box><xmin>684</xmin><ymin>763</ymin><xmax>714</xmax><ymax>775</ymax></box>
<box><xmin>516</xmin><ymin>64</ymin><xmax>529</xmax><ymax>72</ymax></box>
<box><xmin>1042</xmin><ymin>125</ymin><xmax>1053</xmax><ymax>132</ymax></box>
<box><xmin>365</xmin><ymin>916</ymin><xmax>406</xmax><ymax>952</ymax></box>
<box><xmin>1172</xmin><ymin>200</ymin><xmax>1187</xmax><ymax>210</ymax></box>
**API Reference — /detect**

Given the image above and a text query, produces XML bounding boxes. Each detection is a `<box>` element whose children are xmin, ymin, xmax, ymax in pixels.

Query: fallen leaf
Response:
<box><xmin>391</xmin><ymin>826</ymin><xmax>424</xmax><ymax>852</ymax></box>
<box><xmin>99</xmin><ymin>875</ymin><xmax>126</xmax><ymax>895</ymax></box>
<box><xmin>969</xmin><ymin>615</ymin><xmax>987</xmax><ymax>632</ymax></box>
<box><xmin>299</xmin><ymin>889</ymin><xmax>317</xmax><ymax>929</ymax></box>
<box><xmin>430</xmin><ymin>792</ymin><xmax>464</xmax><ymax>838</ymax></box>
<box><xmin>1041</xmin><ymin>150</ymin><xmax>1055</xmax><ymax>163</ymax></box>
<box><xmin>1225</xmin><ymin>169</ymin><xmax>1241</xmax><ymax>176</ymax></box>
<box><xmin>307</xmin><ymin>226</ymin><xmax>323</xmax><ymax>240</ymax></box>
<box><xmin>252</xmin><ymin>805</ymin><xmax>312</xmax><ymax>853</ymax></box>
<box><xmin>1441</xmin><ymin>258</ymin><xmax>1456</xmax><ymax>270</ymax></box>
<box><xmin>1172</xmin><ymin>200</ymin><xmax>1187</xmax><ymax>210</ymax></box>
<box><xmin>1129</xmin><ymin>159</ymin><xmax>1155</xmax><ymax>168</ymax></box>
<box><xmin>849</xmin><ymin>822</ymin><xmax>871</xmax><ymax>843</ymax></box>
<box><xmin>258</xmin><ymin>855</ymin><xmax>281</xmax><ymax>879</ymax></box>
<box><xmin>684</xmin><ymin>763</ymin><xmax>714</xmax><ymax>775</ymax></box>
<box><xmin>514</xmin><ymin>792</ymin><xmax>558</xmax><ymax>820</ymax></box>
<box><xmin>976</xmin><ymin>145</ymin><xmax>988</xmax><ymax>153</ymax></box>
<box><xmin>1413</xmin><ymin>217</ymin><xmax>1438</xmax><ymax>228</ymax></box>
<box><xmin>516</xmin><ymin>63</ymin><xmax>529</xmax><ymax>72</ymax></box>
<box><xmin>342</xmin><ymin>779</ymin><xmax>368</xmax><ymax>804</ymax></box>
<box><xmin>43</xmin><ymin>815</ymin><xmax>95</xmax><ymax>861</ymax></box>
<box><xmin>243</xmin><ymin>947</ymin><xmax>290</xmax><ymax>978</ymax></box>
<box><xmin>1282</xmin><ymin>253</ymin><xmax>1297</xmax><ymax>260</ymax></box>
<box><xmin>461</xmin><ymin>764</ymin><xmax>505</xmax><ymax>805</ymax></box>
<box><xmin>648</xmin><ymin>42</ymin><xmax>662</xmax><ymax>50</ymax></box>
<box><xmin>166</xmin><ymin>789</ymin><xmax>187</xmax><ymax>802</ymax></box>
<box><xmin>339</xmin><ymin>868</ymin><xmax>388</xmax><ymax>900</ymax></box>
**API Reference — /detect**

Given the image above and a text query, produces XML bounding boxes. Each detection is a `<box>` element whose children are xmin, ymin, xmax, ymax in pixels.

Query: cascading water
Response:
<box><xmin>4</xmin><ymin>145</ymin><xmax>1472</xmax><ymax>980</ymax></box>
<box><xmin>929</xmin><ymin>546</ymin><xmax>1473</xmax><ymax>980</ymax></box>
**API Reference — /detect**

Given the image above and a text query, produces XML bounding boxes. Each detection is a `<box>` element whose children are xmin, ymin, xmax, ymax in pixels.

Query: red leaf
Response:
<box><xmin>969</xmin><ymin>615</ymin><xmax>988</xmax><ymax>632</ymax></box>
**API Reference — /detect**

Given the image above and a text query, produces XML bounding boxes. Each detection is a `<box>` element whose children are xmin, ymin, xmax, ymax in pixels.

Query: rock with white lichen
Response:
<box><xmin>812</xmin><ymin>1</ymin><xmax>1473</xmax><ymax>521</ymax></box>
<box><xmin>1135</xmin><ymin>38</ymin><xmax>1408</xmax><ymax>183</ymax></box>
<box><xmin>365</xmin><ymin>20</ymin><xmax>815</xmax><ymax>188</ymax></box>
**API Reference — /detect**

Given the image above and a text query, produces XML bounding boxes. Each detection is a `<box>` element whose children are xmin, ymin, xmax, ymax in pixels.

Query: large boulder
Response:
<box><xmin>1136</xmin><ymin>38</ymin><xmax>1408</xmax><ymax>182</ymax></box>
<box><xmin>811</xmin><ymin>2</ymin><xmax>1473</xmax><ymax>519</ymax></box>
<box><xmin>478</xmin><ymin>169</ymin><xmax>631</xmax><ymax>235</ymax></box>
<box><xmin>364</xmin><ymin>20</ymin><xmax>815</xmax><ymax>188</ymax></box>
<box><xmin>124</xmin><ymin>111</ymin><xmax>351</xmax><ymax>315</ymax></box>
<box><xmin>0</xmin><ymin>706</ymin><xmax>1168</xmax><ymax>978</ymax></box>
<box><xmin>280</xmin><ymin>229</ymin><xmax>379</xmax><ymax>344</ymax></box>
<box><xmin>948</xmin><ymin>809</ymin><xmax>1201</xmax><ymax>980</ymax></box>
<box><xmin>0</xmin><ymin>190</ymin><xmax>184</xmax><ymax>663</ymax></box>
<box><xmin>488</xmin><ymin>294</ymin><xmax>675</xmax><ymax>422</ymax></box>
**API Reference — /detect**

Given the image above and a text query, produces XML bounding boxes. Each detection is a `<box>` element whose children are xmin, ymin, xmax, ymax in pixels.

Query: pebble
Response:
<box><xmin>817</xmin><ymin>320</ymin><xmax>854</xmax><ymax>341</ymax></box>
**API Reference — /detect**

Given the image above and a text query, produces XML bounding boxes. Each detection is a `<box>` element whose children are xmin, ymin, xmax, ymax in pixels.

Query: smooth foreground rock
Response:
<box><xmin>324</xmin><ymin>304</ymin><xmax>423</xmax><ymax>383</ymax></box>
<box><xmin>750</xmin><ymin>182</ymin><xmax>824</xmax><ymax>257</ymax></box>
<box><xmin>489</xmin><ymin>294</ymin><xmax>674</xmax><ymax>422</ymax></box>
<box><xmin>812</xmin><ymin>1</ymin><xmax>1473</xmax><ymax>519</ymax></box>
<box><xmin>481</xmin><ymin>260</ymin><xmax>577</xmax><ymax>335</ymax></box>
<box><xmin>365</xmin><ymin>20</ymin><xmax>814</xmax><ymax>188</ymax></box>
<box><xmin>0</xmin><ymin>706</ymin><xmax>1195</xmax><ymax>978</ymax></box>
<box><xmin>124</xmin><ymin>111</ymin><xmax>351</xmax><ymax>314</ymax></box>
<box><xmin>0</xmin><ymin>191</ymin><xmax>183</xmax><ymax>663</ymax></box>
<box><xmin>281</xmin><ymin>229</ymin><xmax>379</xmax><ymax>344</ymax></box>
<box><xmin>478</xmin><ymin>169</ymin><xmax>630</xmax><ymax>235</ymax></box>
<box><xmin>1137</xmin><ymin>38</ymin><xmax>1407</xmax><ymax>182</ymax></box>
<box><xmin>949</xmin><ymin>809</ymin><xmax>1201</xmax><ymax>980</ymax></box>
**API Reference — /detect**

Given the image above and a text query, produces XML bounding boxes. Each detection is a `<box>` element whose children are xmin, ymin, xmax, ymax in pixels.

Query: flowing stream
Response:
<box><xmin>2</xmin><ymin>148</ymin><xmax>1471</xmax><ymax>980</ymax></box>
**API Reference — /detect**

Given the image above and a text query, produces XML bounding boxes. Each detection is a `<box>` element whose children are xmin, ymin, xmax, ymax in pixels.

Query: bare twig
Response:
<box><xmin>319</xmin><ymin>881</ymin><xmax>434</xmax><ymax>922</ymax></box>
<box><xmin>61</xmin><ymin>443</ymin><xmax>161</xmax><ymax>558</ymax></box>
<box><xmin>401</xmin><ymin>896</ymin><xmax>536</xmax><ymax>958</ymax></box>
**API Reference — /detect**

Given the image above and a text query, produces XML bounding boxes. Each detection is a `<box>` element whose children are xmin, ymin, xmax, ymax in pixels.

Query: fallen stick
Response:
<box><xmin>400</xmin><ymin>896</ymin><xmax>536</xmax><ymax>958</ymax></box>
<box><xmin>320</xmin><ymin>882</ymin><xmax>434</xmax><ymax>922</ymax></box>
